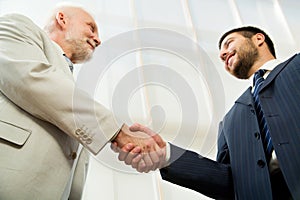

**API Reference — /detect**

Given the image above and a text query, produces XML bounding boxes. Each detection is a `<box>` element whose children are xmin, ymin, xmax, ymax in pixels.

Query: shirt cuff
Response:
<box><xmin>165</xmin><ymin>142</ymin><xmax>171</xmax><ymax>166</ymax></box>
<box><xmin>110</xmin><ymin>123</ymin><xmax>125</xmax><ymax>142</ymax></box>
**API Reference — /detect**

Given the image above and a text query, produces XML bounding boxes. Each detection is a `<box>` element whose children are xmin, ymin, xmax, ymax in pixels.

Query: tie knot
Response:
<box><xmin>253</xmin><ymin>69</ymin><xmax>267</xmax><ymax>87</ymax></box>
<box><xmin>257</xmin><ymin>69</ymin><xmax>267</xmax><ymax>76</ymax></box>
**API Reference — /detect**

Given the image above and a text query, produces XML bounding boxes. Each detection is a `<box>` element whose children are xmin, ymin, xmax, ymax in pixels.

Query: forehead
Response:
<box><xmin>72</xmin><ymin>9</ymin><xmax>98</xmax><ymax>30</ymax></box>
<box><xmin>220</xmin><ymin>32</ymin><xmax>243</xmax><ymax>48</ymax></box>
<box><xmin>74</xmin><ymin>9</ymin><xmax>94</xmax><ymax>22</ymax></box>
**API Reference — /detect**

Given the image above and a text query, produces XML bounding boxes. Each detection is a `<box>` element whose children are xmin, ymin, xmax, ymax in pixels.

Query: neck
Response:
<box><xmin>248</xmin><ymin>53</ymin><xmax>275</xmax><ymax>77</ymax></box>
<box><xmin>49</xmin><ymin>33</ymin><xmax>73</xmax><ymax>62</ymax></box>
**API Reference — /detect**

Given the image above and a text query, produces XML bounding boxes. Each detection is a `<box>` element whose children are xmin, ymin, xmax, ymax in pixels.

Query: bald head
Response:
<box><xmin>44</xmin><ymin>3</ymin><xmax>101</xmax><ymax>63</ymax></box>
<box><xmin>44</xmin><ymin>3</ymin><xmax>83</xmax><ymax>33</ymax></box>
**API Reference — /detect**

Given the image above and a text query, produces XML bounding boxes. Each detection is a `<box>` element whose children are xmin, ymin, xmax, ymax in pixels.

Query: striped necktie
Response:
<box><xmin>63</xmin><ymin>54</ymin><xmax>73</xmax><ymax>73</ymax></box>
<box><xmin>253</xmin><ymin>69</ymin><xmax>273</xmax><ymax>159</ymax></box>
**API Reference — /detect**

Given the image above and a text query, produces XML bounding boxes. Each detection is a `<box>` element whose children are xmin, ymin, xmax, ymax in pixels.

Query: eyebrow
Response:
<box><xmin>222</xmin><ymin>36</ymin><xmax>234</xmax><ymax>48</ymax></box>
<box><xmin>87</xmin><ymin>22</ymin><xmax>97</xmax><ymax>31</ymax></box>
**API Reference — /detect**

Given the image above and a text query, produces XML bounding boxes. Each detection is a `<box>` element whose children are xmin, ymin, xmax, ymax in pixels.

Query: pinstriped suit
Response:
<box><xmin>161</xmin><ymin>54</ymin><xmax>300</xmax><ymax>199</ymax></box>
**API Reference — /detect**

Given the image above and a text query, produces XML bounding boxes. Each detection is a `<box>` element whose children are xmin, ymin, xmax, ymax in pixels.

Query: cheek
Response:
<box><xmin>83</xmin><ymin>29</ymin><xmax>93</xmax><ymax>37</ymax></box>
<box><xmin>225</xmin><ymin>65</ymin><xmax>233</xmax><ymax>74</ymax></box>
<box><xmin>72</xmin><ymin>29</ymin><xmax>88</xmax><ymax>39</ymax></box>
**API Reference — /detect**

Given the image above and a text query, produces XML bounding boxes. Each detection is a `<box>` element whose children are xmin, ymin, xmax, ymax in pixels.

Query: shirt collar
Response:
<box><xmin>52</xmin><ymin>41</ymin><xmax>74</xmax><ymax>74</ymax></box>
<box><xmin>260</xmin><ymin>59</ymin><xmax>282</xmax><ymax>72</ymax></box>
<box><xmin>52</xmin><ymin>41</ymin><xmax>64</xmax><ymax>55</ymax></box>
<box><xmin>249</xmin><ymin>59</ymin><xmax>281</xmax><ymax>83</ymax></box>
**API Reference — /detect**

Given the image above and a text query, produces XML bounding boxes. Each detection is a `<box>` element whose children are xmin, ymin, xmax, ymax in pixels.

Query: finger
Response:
<box><xmin>131</xmin><ymin>154</ymin><xmax>143</xmax><ymax>169</ymax></box>
<box><xmin>110</xmin><ymin>142</ymin><xmax>119</xmax><ymax>153</ymax></box>
<box><xmin>136</xmin><ymin>159</ymin><xmax>147</xmax><ymax>173</ymax></box>
<box><xmin>131</xmin><ymin>124</ymin><xmax>158</xmax><ymax>142</ymax></box>
<box><xmin>147</xmin><ymin>143</ymin><xmax>166</xmax><ymax>170</ymax></box>
<box><xmin>156</xmin><ymin>147</ymin><xmax>167</xmax><ymax>169</ymax></box>
<box><xmin>128</xmin><ymin>123</ymin><xmax>141</xmax><ymax>132</ymax></box>
<box><xmin>130</xmin><ymin>124</ymin><xmax>166</xmax><ymax>149</ymax></box>
<box><xmin>148</xmin><ymin>151</ymin><xmax>160</xmax><ymax>171</ymax></box>
<box><xmin>152</xmin><ymin>134</ymin><xmax>166</xmax><ymax>148</ymax></box>
<box><xmin>129</xmin><ymin>123</ymin><xmax>149</xmax><ymax>133</ymax></box>
<box><xmin>142</xmin><ymin>153</ymin><xmax>153</xmax><ymax>173</ymax></box>
<box><xmin>124</xmin><ymin>146</ymin><xmax>142</xmax><ymax>165</ymax></box>
<box><xmin>149</xmin><ymin>143</ymin><xmax>166</xmax><ymax>171</ymax></box>
<box><xmin>118</xmin><ymin>143</ymin><xmax>134</xmax><ymax>161</ymax></box>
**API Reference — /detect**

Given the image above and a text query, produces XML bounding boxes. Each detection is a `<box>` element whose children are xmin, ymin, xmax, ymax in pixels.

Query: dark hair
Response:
<box><xmin>218</xmin><ymin>26</ymin><xmax>276</xmax><ymax>58</ymax></box>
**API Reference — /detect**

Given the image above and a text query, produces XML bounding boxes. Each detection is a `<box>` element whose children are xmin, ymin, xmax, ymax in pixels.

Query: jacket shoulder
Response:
<box><xmin>0</xmin><ymin>13</ymin><xmax>35</xmax><ymax>25</ymax></box>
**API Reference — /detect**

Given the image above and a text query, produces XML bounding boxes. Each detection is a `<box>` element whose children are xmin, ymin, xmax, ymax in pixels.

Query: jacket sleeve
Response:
<box><xmin>0</xmin><ymin>14</ymin><xmax>120</xmax><ymax>154</ymax></box>
<box><xmin>160</xmin><ymin>141</ymin><xmax>234</xmax><ymax>199</ymax></box>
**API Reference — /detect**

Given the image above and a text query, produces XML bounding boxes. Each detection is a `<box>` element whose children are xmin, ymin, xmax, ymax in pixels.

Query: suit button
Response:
<box><xmin>86</xmin><ymin>138</ymin><xmax>92</xmax><ymax>144</ymax></box>
<box><xmin>82</xmin><ymin>134</ymin><xmax>89</xmax><ymax>139</ymax></box>
<box><xmin>75</xmin><ymin>128</ymin><xmax>83</xmax><ymax>135</ymax></box>
<box><xmin>254</xmin><ymin>132</ymin><xmax>260</xmax><ymax>140</ymax></box>
<box><xmin>257</xmin><ymin>160</ymin><xmax>265</xmax><ymax>168</ymax></box>
<box><xmin>69</xmin><ymin>152</ymin><xmax>77</xmax><ymax>160</ymax></box>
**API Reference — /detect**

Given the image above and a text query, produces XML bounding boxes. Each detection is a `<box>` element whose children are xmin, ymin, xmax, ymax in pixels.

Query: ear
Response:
<box><xmin>55</xmin><ymin>12</ymin><xmax>67</xmax><ymax>30</ymax></box>
<box><xmin>253</xmin><ymin>33</ymin><xmax>265</xmax><ymax>47</ymax></box>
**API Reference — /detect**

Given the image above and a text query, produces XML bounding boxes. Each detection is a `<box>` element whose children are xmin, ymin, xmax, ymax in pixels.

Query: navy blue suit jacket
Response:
<box><xmin>160</xmin><ymin>54</ymin><xmax>300</xmax><ymax>199</ymax></box>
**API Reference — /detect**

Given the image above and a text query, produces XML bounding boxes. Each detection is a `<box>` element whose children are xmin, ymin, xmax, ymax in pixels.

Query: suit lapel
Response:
<box><xmin>233</xmin><ymin>54</ymin><xmax>297</xmax><ymax>107</ymax></box>
<box><xmin>235</xmin><ymin>87</ymin><xmax>253</xmax><ymax>106</ymax></box>
<box><xmin>260</xmin><ymin>54</ymin><xmax>298</xmax><ymax>92</ymax></box>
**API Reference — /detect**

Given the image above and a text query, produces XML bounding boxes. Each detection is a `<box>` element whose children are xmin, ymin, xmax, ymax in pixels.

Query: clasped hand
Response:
<box><xmin>111</xmin><ymin>123</ymin><xmax>167</xmax><ymax>172</ymax></box>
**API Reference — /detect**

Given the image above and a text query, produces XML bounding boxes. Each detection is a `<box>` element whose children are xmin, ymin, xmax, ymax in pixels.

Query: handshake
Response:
<box><xmin>111</xmin><ymin>123</ymin><xmax>168</xmax><ymax>173</ymax></box>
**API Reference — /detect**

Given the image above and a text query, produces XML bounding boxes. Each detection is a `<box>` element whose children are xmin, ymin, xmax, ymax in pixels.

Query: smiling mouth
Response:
<box><xmin>225</xmin><ymin>51</ymin><xmax>236</xmax><ymax>67</ymax></box>
<box><xmin>87</xmin><ymin>41</ymin><xmax>95</xmax><ymax>50</ymax></box>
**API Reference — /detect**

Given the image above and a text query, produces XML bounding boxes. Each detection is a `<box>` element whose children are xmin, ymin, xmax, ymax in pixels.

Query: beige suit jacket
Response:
<box><xmin>0</xmin><ymin>14</ymin><xmax>119</xmax><ymax>199</ymax></box>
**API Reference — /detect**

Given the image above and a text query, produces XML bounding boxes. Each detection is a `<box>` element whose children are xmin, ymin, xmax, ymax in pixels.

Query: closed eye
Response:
<box><xmin>87</xmin><ymin>23</ymin><xmax>95</xmax><ymax>33</ymax></box>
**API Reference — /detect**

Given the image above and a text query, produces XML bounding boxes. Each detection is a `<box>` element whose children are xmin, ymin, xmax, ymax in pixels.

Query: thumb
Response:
<box><xmin>130</xmin><ymin>123</ymin><xmax>165</xmax><ymax>148</ymax></box>
<box><xmin>152</xmin><ymin>134</ymin><xmax>166</xmax><ymax>148</ymax></box>
<box><xmin>129</xmin><ymin>123</ymin><xmax>155</xmax><ymax>136</ymax></box>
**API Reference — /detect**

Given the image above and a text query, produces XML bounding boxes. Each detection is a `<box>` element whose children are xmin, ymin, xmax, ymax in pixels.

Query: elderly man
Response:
<box><xmin>0</xmin><ymin>3</ymin><xmax>164</xmax><ymax>200</ymax></box>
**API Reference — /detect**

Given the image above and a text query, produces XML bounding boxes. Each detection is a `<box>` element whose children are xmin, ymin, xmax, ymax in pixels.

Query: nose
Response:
<box><xmin>219</xmin><ymin>48</ymin><xmax>227</xmax><ymax>62</ymax></box>
<box><xmin>93</xmin><ymin>36</ymin><xmax>101</xmax><ymax>47</ymax></box>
